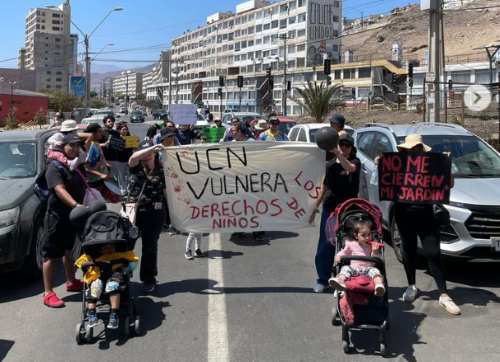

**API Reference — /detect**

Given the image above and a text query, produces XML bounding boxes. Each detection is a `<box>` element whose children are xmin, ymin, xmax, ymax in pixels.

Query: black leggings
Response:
<box><xmin>136</xmin><ymin>208</ymin><xmax>166</xmax><ymax>285</ymax></box>
<box><xmin>394</xmin><ymin>205</ymin><xmax>448</xmax><ymax>294</ymax></box>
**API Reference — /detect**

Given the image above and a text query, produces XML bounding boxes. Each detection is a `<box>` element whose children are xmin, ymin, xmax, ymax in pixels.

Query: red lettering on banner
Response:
<box><xmin>243</xmin><ymin>199</ymin><xmax>255</xmax><ymax>214</ymax></box>
<box><xmin>211</xmin><ymin>203</ymin><xmax>220</xmax><ymax>217</ymax></box>
<box><xmin>221</xmin><ymin>201</ymin><xmax>230</xmax><ymax>217</ymax></box>
<box><xmin>270</xmin><ymin>199</ymin><xmax>283</xmax><ymax>217</ymax></box>
<box><xmin>191</xmin><ymin>207</ymin><xmax>200</xmax><ymax>219</ymax></box>
<box><xmin>232</xmin><ymin>200</ymin><xmax>242</xmax><ymax>216</ymax></box>
<box><xmin>407</xmin><ymin>155</ymin><xmax>430</xmax><ymax>174</ymax></box>
<box><xmin>287</xmin><ymin>197</ymin><xmax>299</xmax><ymax>210</ymax></box>
<box><xmin>256</xmin><ymin>200</ymin><xmax>269</xmax><ymax>215</ymax></box>
<box><xmin>382</xmin><ymin>155</ymin><xmax>402</xmax><ymax>172</ymax></box>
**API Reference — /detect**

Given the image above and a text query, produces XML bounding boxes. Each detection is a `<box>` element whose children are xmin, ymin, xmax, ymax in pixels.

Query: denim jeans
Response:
<box><xmin>315</xmin><ymin>208</ymin><xmax>335</xmax><ymax>286</ymax></box>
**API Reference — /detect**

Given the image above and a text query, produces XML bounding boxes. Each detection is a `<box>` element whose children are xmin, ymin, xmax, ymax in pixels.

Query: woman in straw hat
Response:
<box><xmin>394</xmin><ymin>134</ymin><xmax>460</xmax><ymax>315</ymax></box>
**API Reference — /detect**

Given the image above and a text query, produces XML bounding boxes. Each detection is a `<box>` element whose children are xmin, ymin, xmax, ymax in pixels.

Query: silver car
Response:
<box><xmin>354</xmin><ymin>122</ymin><xmax>500</xmax><ymax>262</ymax></box>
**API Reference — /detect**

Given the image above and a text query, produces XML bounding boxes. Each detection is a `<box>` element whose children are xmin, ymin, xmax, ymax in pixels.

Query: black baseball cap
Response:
<box><xmin>85</xmin><ymin>122</ymin><xmax>102</xmax><ymax>133</ymax></box>
<box><xmin>138</xmin><ymin>139</ymin><xmax>154</xmax><ymax>149</ymax></box>
<box><xmin>339</xmin><ymin>133</ymin><xmax>354</xmax><ymax>146</ymax></box>
<box><xmin>62</xmin><ymin>134</ymin><xmax>83</xmax><ymax>145</ymax></box>
<box><xmin>160</xmin><ymin>127</ymin><xmax>176</xmax><ymax>140</ymax></box>
<box><xmin>329</xmin><ymin>114</ymin><xmax>345</xmax><ymax>127</ymax></box>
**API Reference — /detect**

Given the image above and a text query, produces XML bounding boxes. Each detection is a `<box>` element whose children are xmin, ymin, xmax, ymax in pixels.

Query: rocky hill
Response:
<box><xmin>342</xmin><ymin>0</ymin><xmax>500</xmax><ymax>64</ymax></box>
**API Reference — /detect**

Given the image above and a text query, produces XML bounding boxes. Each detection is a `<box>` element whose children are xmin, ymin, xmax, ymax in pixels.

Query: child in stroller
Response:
<box><xmin>329</xmin><ymin>219</ymin><xmax>385</xmax><ymax>297</ymax></box>
<box><xmin>326</xmin><ymin>198</ymin><xmax>389</xmax><ymax>356</ymax></box>
<box><xmin>75</xmin><ymin>241</ymin><xmax>139</xmax><ymax>329</ymax></box>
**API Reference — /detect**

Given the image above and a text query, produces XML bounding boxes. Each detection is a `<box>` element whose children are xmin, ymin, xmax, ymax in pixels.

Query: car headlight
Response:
<box><xmin>0</xmin><ymin>207</ymin><xmax>20</xmax><ymax>228</ymax></box>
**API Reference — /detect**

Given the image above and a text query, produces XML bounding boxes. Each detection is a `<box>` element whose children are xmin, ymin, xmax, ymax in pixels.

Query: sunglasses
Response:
<box><xmin>339</xmin><ymin>142</ymin><xmax>352</xmax><ymax>148</ymax></box>
<box><xmin>270</xmin><ymin>122</ymin><xmax>279</xmax><ymax>126</ymax></box>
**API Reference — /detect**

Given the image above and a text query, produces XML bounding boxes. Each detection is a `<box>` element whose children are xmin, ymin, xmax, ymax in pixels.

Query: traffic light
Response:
<box><xmin>323</xmin><ymin>59</ymin><xmax>331</xmax><ymax>75</ymax></box>
<box><xmin>218</xmin><ymin>87</ymin><xmax>223</xmax><ymax>97</ymax></box>
<box><xmin>219</xmin><ymin>75</ymin><xmax>225</xmax><ymax>87</ymax></box>
<box><xmin>269</xmin><ymin>76</ymin><xmax>274</xmax><ymax>90</ymax></box>
<box><xmin>266</xmin><ymin>67</ymin><xmax>272</xmax><ymax>77</ymax></box>
<box><xmin>287</xmin><ymin>80</ymin><xmax>291</xmax><ymax>91</ymax></box>
<box><xmin>126</xmin><ymin>95</ymin><xmax>130</xmax><ymax>102</ymax></box>
<box><xmin>448</xmin><ymin>79</ymin><xmax>453</xmax><ymax>90</ymax></box>
<box><xmin>351</xmin><ymin>88</ymin><xmax>356</xmax><ymax>99</ymax></box>
<box><xmin>237</xmin><ymin>75</ymin><xmax>244</xmax><ymax>88</ymax></box>
<box><xmin>409</xmin><ymin>78</ymin><xmax>414</xmax><ymax>88</ymax></box>
<box><xmin>326</xmin><ymin>75</ymin><xmax>332</xmax><ymax>86</ymax></box>
<box><xmin>408</xmin><ymin>63</ymin><xmax>414</xmax><ymax>78</ymax></box>
<box><xmin>392</xmin><ymin>74</ymin><xmax>398</xmax><ymax>84</ymax></box>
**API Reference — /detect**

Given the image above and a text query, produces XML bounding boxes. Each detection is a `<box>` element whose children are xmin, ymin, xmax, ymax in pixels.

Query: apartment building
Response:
<box><xmin>147</xmin><ymin>0</ymin><xmax>342</xmax><ymax>115</ymax></box>
<box><xmin>142</xmin><ymin>51</ymin><xmax>170</xmax><ymax>95</ymax></box>
<box><xmin>20</xmin><ymin>1</ymin><xmax>71</xmax><ymax>93</ymax></box>
<box><xmin>113</xmin><ymin>71</ymin><xmax>144</xmax><ymax>101</ymax></box>
<box><xmin>69</xmin><ymin>34</ymin><xmax>79</xmax><ymax>75</ymax></box>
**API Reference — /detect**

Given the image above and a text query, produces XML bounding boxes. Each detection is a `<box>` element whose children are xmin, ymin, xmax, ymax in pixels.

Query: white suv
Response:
<box><xmin>354</xmin><ymin>122</ymin><xmax>500</xmax><ymax>262</ymax></box>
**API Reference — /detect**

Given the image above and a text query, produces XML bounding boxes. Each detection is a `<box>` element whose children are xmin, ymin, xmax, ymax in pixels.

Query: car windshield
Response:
<box><xmin>0</xmin><ymin>142</ymin><xmax>37</xmax><ymax>179</ymax></box>
<box><xmin>396</xmin><ymin>135</ymin><xmax>500</xmax><ymax>178</ymax></box>
<box><xmin>132</xmin><ymin>111</ymin><xmax>142</xmax><ymax>115</ymax></box>
<box><xmin>237</xmin><ymin>115</ymin><xmax>261</xmax><ymax>123</ymax></box>
<box><xmin>83</xmin><ymin>119</ymin><xmax>105</xmax><ymax>127</ymax></box>
<box><xmin>279</xmin><ymin>121</ymin><xmax>297</xmax><ymax>135</ymax></box>
<box><xmin>310</xmin><ymin>129</ymin><xmax>320</xmax><ymax>143</ymax></box>
<box><xmin>197</xmin><ymin>113</ymin><xmax>206</xmax><ymax>121</ymax></box>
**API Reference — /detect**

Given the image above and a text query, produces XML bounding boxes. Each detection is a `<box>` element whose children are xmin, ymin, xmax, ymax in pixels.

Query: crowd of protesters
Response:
<box><xmin>38</xmin><ymin>110</ymin><xmax>460</xmax><ymax>316</ymax></box>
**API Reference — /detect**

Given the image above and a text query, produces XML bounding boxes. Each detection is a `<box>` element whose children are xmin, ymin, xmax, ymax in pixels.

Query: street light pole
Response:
<box><xmin>9</xmin><ymin>81</ymin><xmax>17</xmax><ymax>110</ymax></box>
<box><xmin>46</xmin><ymin>6</ymin><xmax>122</xmax><ymax>116</ymax></box>
<box><xmin>279</xmin><ymin>34</ymin><xmax>290</xmax><ymax>116</ymax></box>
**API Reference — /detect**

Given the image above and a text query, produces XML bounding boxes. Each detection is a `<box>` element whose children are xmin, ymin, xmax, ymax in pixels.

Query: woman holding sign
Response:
<box><xmin>128</xmin><ymin>140</ymin><xmax>166</xmax><ymax>294</ymax></box>
<box><xmin>310</xmin><ymin>133</ymin><xmax>360</xmax><ymax>293</ymax></box>
<box><xmin>116</xmin><ymin>122</ymin><xmax>133</xmax><ymax>195</ymax></box>
<box><xmin>393</xmin><ymin>134</ymin><xmax>460</xmax><ymax>315</ymax></box>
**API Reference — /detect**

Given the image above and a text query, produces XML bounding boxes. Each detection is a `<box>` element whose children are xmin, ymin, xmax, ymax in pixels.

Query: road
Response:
<box><xmin>1</xmin><ymin>115</ymin><xmax>499</xmax><ymax>362</ymax></box>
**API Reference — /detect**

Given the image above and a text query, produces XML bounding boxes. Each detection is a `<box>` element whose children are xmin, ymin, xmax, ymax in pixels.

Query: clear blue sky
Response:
<box><xmin>1</xmin><ymin>0</ymin><xmax>414</xmax><ymax>69</ymax></box>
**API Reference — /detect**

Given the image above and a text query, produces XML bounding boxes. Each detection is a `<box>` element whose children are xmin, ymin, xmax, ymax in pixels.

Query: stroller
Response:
<box><xmin>326</xmin><ymin>198</ymin><xmax>389</xmax><ymax>357</ymax></box>
<box><xmin>74</xmin><ymin>209</ymin><xmax>141</xmax><ymax>344</ymax></box>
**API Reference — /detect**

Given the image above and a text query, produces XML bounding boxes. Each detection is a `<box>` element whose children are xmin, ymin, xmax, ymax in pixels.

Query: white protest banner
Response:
<box><xmin>163</xmin><ymin>142</ymin><xmax>325</xmax><ymax>233</ymax></box>
<box><xmin>169</xmin><ymin>104</ymin><xmax>198</xmax><ymax>125</ymax></box>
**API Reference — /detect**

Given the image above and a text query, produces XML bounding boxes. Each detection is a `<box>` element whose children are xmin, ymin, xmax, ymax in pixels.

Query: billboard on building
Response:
<box><xmin>69</xmin><ymin>76</ymin><xmax>85</xmax><ymax>97</ymax></box>
<box><xmin>306</xmin><ymin>0</ymin><xmax>341</xmax><ymax>66</ymax></box>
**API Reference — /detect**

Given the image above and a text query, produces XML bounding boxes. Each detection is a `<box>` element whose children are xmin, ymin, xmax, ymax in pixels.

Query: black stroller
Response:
<box><xmin>326</xmin><ymin>198</ymin><xmax>389</xmax><ymax>357</ymax></box>
<box><xmin>73</xmin><ymin>209</ymin><xmax>141</xmax><ymax>344</ymax></box>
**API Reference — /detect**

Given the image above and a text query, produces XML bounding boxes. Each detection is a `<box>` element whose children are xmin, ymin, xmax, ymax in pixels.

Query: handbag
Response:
<box><xmin>75</xmin><ymin>168</ymin><xmax>105</xmax><ymax>206</ymax></box>
<box><xmin>433</xmin><ymin>204</ymin><xmax>451</xmax><ymax>227</ymax></box>
<box><xmin>120</xmin><ymin>181</ymin><xmax>147</xmax><ymax>225</ymax></box>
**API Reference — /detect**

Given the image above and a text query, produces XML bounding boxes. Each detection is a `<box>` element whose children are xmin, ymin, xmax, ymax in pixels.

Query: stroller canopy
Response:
<box><xmin>333</xmin><ymin>198</ymin><xmax>383</xmax><ymax>236</ymax></box>
<box><xmin>82</xmin><ymin>211</ymin><xmax>135</xmax><ymax>248</ymax></box>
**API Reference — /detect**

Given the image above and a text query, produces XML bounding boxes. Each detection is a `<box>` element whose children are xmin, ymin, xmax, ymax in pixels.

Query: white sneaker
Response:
<box><xmin>374</xmin><ymin>283</ymin><xmax>386</xmax><ymax>297</ymax></box>
<box><xmin>328</xmin><ymin>277</ymin><xmax>346</xmax><ymax>291</ymax></box>
<box><xmin>313</xmin><ymin>283</ymin><xmax>329</xmax><ymax>293</ymax></box>
<box><xmin>402</xmin><ymin>285</ymin><xmax>419</xmax><ymax>302</ymax></box>
<box><xmin>439</xmin><ymin>296</ymin><xmax>461</xmax><ymax>315</ymax></box>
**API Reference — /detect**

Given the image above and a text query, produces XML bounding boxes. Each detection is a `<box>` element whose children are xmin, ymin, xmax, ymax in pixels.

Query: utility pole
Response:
<box><xmin>279</xmin><ymin>34</ymin><xmax>290</xmax><ymax>116</ymax></box>
<box><xmin>84</xmin><ymin>35</ymin><xmax>90</xmax><ymax>115</ymax></box>
<box><xmin>361</xmin><ymin>12</ymin><xmax>364</xmax><ymax>31</ymax></box>
<box><xmin>175</xmin><ymin>59</ymin><xmax>179</xmax><ymax>104</ymax></box>
<box><xmin>168</xmin><ymin>52</ymin><xmax>172</xmax><ymax>108</ymax></box>
<box><xmin>422</xmin><ymin>0</ymin><xmax>443</xmax><ymax>123</ymax></box>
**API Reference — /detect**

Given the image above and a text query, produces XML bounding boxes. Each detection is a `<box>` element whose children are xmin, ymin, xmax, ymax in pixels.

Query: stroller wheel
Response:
<box><xmin>124</xmin><ymin>316</ymin><xmax>131</xmax><ymax>336</ymax></box>
<box><xmin>75</xmin><ymin>323</ymin><xmax>84</xmax><ymax>345</ymax></box>
<box><xmin>380</xmin><ymin>343</ymin><xmax>387</xmax><ymax>357</ymax></box>
<box><xmin>134</xmin><ymin>315</ymin><xmax>141</xmax><ymax>335</ymax></box>
<box><xmin>342</xmin><ymin>340</ymin><xmax>349</xmax><ymax>354</ymax></box>
<box><xmin>85</xmin><ymin>324</ymin><xmax>93</xmax><ymax>343</ymax></box>
<box><xmin>331</xmin><ymin>306</ymin><xmax>340</xmax><ymax>326</ymax></box>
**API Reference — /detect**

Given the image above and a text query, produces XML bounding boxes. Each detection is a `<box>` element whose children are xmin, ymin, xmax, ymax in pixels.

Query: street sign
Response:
<box><xmin>70</xmin><ymin>76</ymin><xmax>85</xmax><ymax>97</ymax></box>
<box><xmin>425</xmin><ymin>72</ymin><xmax>435</xmax><ymax>83</ymax></box>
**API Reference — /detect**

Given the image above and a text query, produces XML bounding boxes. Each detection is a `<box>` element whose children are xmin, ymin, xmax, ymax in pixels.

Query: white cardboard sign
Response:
<box><xmin>169</xmin><ymin>104</ymin><xmax>198</xmax><ymax>125</ymax></box>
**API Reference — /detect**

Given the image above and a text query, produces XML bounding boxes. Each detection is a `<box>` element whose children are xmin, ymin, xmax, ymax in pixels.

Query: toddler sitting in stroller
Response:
<box><xmin>75</xmin><ymin>242</ymin><xmax>139</xmax><ymax>329</ymax></box>
<box><xmin>329</xmin><ymin>220</ymin><xmax>385</xmax><ymax>297</ymax></box>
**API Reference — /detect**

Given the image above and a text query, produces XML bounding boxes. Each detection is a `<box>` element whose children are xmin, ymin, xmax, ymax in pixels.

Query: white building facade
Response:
<box><xmin>147</xmin><ymin>0</ymin><xmax>342</xmax><ymax>115</ymax></box>
<box><xmin>20</xmin><ymin>1</ymin><xmax>71</xmax><ymax>93</ymax></box>
<box><xmin>113</xmin><ymin>71</ymin><xmax>144</xmax><ymax>101</ymax></box>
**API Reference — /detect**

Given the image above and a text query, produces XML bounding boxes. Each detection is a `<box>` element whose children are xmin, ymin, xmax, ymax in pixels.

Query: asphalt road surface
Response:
<box><xmin>1</xmin><ymin>117</ymin><xmax>499</xmax><ymax>362</ymax></box>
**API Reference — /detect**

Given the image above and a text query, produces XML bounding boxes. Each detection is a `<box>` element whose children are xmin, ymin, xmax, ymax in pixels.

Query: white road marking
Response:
<box><xmin>207</xmin><ymin>233</ymin><xmax>230</xmax><ymax>362</ymax></box>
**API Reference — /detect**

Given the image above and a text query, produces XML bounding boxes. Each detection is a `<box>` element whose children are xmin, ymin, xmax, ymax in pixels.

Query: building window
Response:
<box><xmin>297</xmin><ymin>44</ymin><xmax>306</xmax><ymax>52</ymax></box>
<box><xmin>343</xmin><ymin>69</ymin><xmax>355</xmax><ymax>79</ymax></box>
<box><xmin>334</xmin><ymin>70</ymin><xmax>341</xmax><ymax>79</ymax></box>
<box><xmin>475</xmin><ymin>70</ymin><xmax>492</xmax><ymax>84</ymax></box>
<box><xmin>263</xmin><ymin>36</ymin><xmax>270</xmax><ymax>44</ymax></box>
<box><xmin>297</xmin><ymin>29</ymin><xmax>306</xmax><ymax>37</ymax></box>
<box><xmin>288</xmin><ymin>45</ymin><xmax>296</xmax><ymax>54</ymax></box>
<box><xmin>298</xmin><ymin>0</ymin><xmax>305</xmax><ymax>8</ymax></box>
<box><xmin>280</xmin><ymin>19</ymin><xmax>287</xmax><ymax>29</ymax></box>
<box><xmin>288</xmin><ymin>30</ymin><xmax>296</xmax><ymax>38</ymax></box>
<box><xmin>358</xmin><ymin>67</ymin><xmax>371</xmax><ymax>78</ymax></box>
<box><xmin>298</xmin><ymin>13</ymin><xmax>306</xmax><ymax>22</ymax></box>
<box><xmin>297</xmin><ymin>58</ymin><xmax>305</xmax><ymax>67</ymax></box>
<box><xmin>264</xmin><ymin>23</ymin><xmax>270</xmax><ymax>30</ymax></box>
<box><xmin>451</xmin><ymin>71</ymin><xmax>470</xmax><ymax>83</ymax></box>
<box><xmin>334</xmin><ymin>1</ymin><xmax>340</xmax><ymax>8</ymax></box>
<box><xmin>358</xmin><ymin>87</ymin><xmax>370</xmax><ymax>98</ymax></box>
<box><xmin>52</xmin><ymin>13</ymin><xmax>60</xmax><ymax>18</ymax></box>
<box><xmin>289</xmin><ymin>16</ymin><xmax>296</xmax><ymax>25</ymax></box>
<box><xmin>271</xmin><ymin>20</ymin><xmax>278</xmax><ymax>29</ymax></box>
<box><xmin>52</xmin><ymin>27</ymin><xmax>60</xmax><ymax>31</ymax></box>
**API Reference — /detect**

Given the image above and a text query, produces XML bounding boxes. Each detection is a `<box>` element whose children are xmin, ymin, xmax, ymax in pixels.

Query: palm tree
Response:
<box><xmin>292</xmin><ymin>80</ymin><xmax>346</xmax><ymax>123</ymax></box>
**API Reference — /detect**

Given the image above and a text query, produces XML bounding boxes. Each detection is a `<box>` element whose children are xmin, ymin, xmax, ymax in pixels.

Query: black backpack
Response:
<box><xmin>33</xmin><ymin>160</ymin><xmax>66</xmax><ymax>203</ymax></box>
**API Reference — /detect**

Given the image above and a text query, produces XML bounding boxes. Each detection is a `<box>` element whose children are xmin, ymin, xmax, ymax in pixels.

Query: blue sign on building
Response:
<box><xmin>70</xmin><ymin>76</ymin><xmax>85</xmax><ymax>96</ymax></box>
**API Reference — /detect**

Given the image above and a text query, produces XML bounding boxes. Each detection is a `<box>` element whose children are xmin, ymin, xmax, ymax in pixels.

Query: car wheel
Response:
<box><xmin>390</xmin><ymin>217</ymin><xmax>404</xmax><ymax>264</ymax></box>
<box><xmin>21</xmin><ymin>216</ymin><xmax>44</xmax><ymax>281</ymax></box>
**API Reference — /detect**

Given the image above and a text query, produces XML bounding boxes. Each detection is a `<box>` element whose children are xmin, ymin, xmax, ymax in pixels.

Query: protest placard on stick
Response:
<box><xmin>201</xmin><ymin>127</ymin><xmax>226</xmax><ymax>143</ymax></box>
<box><xmin>108</xmin><ymin>135</ymin><xmax>126</xmax><ymax>151</ymax></box>
<box><xmin>163</xmin><ymin>142</ymin><xmax>325</xmax><ymax>233</ymax></box>
<box><xmin>169</xmin><ymin>104</ymin><xmax>197</xmax><ymax>125</ymax></box>
<box><xmin>378</xmin><ymin>152</ymin><xmax>451</xmax><ymax>204</ymax></box>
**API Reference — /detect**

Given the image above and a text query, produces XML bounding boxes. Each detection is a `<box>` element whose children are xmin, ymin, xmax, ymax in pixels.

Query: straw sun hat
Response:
<box><xmin>396</xmin><ymin>134</ymin><xmax>431</xmax><ymax>152</ymax></box>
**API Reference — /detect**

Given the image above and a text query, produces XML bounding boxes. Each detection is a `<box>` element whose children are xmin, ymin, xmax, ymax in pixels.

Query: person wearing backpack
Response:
<box><xmin>40</xmin><ymin>134</ymin><xmax>88</xmax><ymax>308</ymax></box>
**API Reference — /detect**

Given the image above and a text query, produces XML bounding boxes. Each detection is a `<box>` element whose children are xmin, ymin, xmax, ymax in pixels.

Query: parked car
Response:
<box><xmin>222</xmin><ymin>112</ymin><xmax>261</xmax><ymax>125</ymax></box>
<box><xmin>354</xmin><ymin>122</ymin><xmax>500</xmax><ymax>262</ymax></box>
<box><xmin>250</xmin><ymin>118</ymin><xmax>298</xmax><ymax>136</ymax></box>
<box><xmin>0</xmin><ymin>129</ymin><xmax>59</xmax><ymax>280</ymax></box>
<box><xmin>288</xmin><ymin>123</ymin><xmax>355</xmax><ymax>143</ymax></box>
<box><xmin>119</xmin><ymin>107</ymin><xmax>127</xmax><ymax>114</ymax></box>
<box><xmin>153</xmin><ymin>109</ymin><xmax>168</xmax><ymax>120</ymax></box>
<box><xmin>130</xmin><ymin>110</ymin><xmax>145</xmax><ymax>123</ymax></box>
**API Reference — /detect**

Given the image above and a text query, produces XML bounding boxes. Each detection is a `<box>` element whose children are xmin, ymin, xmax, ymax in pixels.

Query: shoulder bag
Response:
<box><xmin>120</xmin><ymin>181</ymin><xmax>147</xmax><ymax>225</ymax></box>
